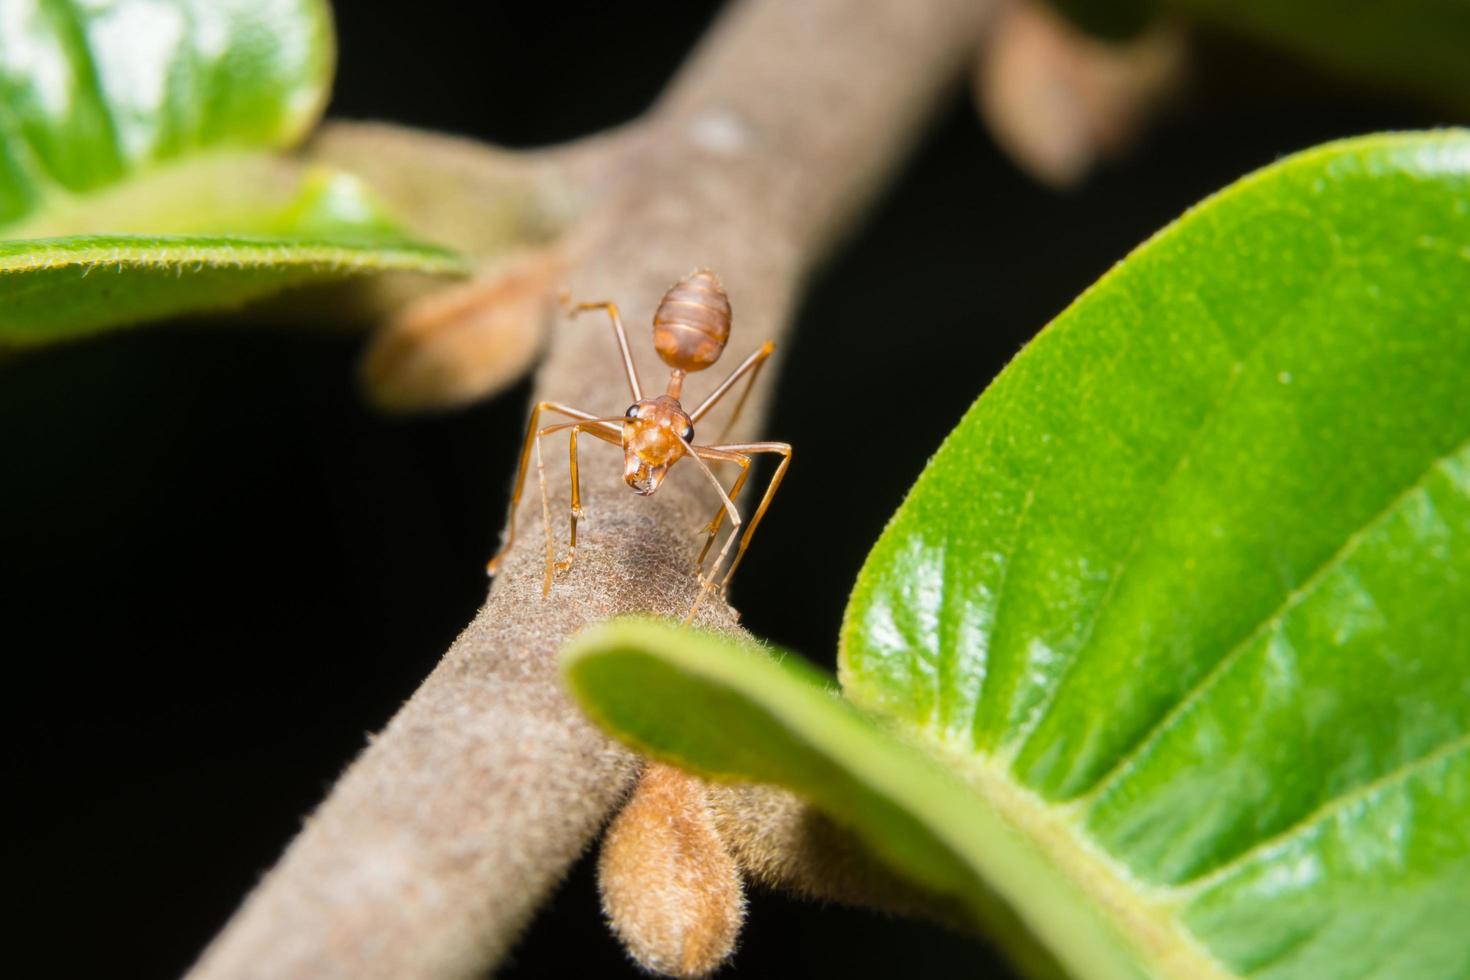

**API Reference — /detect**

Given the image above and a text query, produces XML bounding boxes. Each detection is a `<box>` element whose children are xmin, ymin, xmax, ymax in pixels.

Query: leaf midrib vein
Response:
<box><xmin>939</xmin><ymin>739</ymin><xmax>1237</xmax><ymax>980</ymax></box>
<box><xmin>1000</xmin><ymin>283</ymin><xmax>1253</xmax><ymax>766</ymax></box>
<box><xmin>1007</xmin><ymin>239</ymin><xmax>1367</xmax><ymax>785</ymax></box>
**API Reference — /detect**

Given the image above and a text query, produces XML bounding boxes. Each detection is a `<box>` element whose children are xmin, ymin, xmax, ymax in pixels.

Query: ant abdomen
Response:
<box><xmin>653</xmin><ymin>268</ymin><xmax>731</xmax><ymax>373</ymax></box>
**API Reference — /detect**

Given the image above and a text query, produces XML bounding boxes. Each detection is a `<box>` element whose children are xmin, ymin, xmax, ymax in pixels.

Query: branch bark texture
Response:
<box><xmin>191</xmin><ymin>1</ymin><xmax>992</xmax><ymax>976</ymax></box>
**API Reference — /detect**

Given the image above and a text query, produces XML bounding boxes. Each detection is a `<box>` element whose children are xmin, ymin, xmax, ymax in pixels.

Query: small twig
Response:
<box><xmin>189</xmin><ymin>1</ymin><xmax>992</xmax><ymax>977</ymax></box>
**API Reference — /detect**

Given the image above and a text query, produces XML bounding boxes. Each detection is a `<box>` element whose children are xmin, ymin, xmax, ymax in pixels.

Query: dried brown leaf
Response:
<box><xmin>360</xmin><ymin>252</ymin><xmax>562</xmax><ymax>412</ymax></box>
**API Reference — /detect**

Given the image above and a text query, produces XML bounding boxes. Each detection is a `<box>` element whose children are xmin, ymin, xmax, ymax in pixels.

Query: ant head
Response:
<box><xmin>621</xmin><ymin>397</ymin><xmax>694</xmax><ymax>495</ymax></box>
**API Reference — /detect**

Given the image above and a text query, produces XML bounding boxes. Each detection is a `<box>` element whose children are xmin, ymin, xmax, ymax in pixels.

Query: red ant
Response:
<box><xmin>487</xmin><ymin>270</ymin><xmax>790</xmax><ymax>619</ymax></box>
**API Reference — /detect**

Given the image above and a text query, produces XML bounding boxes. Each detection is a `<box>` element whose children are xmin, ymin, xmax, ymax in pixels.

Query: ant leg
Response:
<box><xmin>524</xmin><ymin>418</ymin><xmax>623</xmax><ymax>593</ymax></box>
<box><xmin>691</xmin><ymin>448</ymin><xmax>751</xmax><ymax>577</ymax></box>
<box><xmin>688</xmin><ymin>341</ymin><xmax>774</xmax><ymax>443</ymax></box>
<box><xmin>566</xmin><ymin>299</ymin><xmax>644</xmax><ymax>401</ymax></box>
<box><xmin>487</xmin><ymin>402</ymin><xmax>610</xmax><ymax>576</ymax></box>
<box><xmin>714</xmin><ymin>343</ymin><xmax>774</xmax><ymax>443</ymax></box>
<box><xmin>557</xmin><ymin>425</ymin><xmax>584</xmax><ymax>576</ymax></box>
<box><xmin>533</xmin><ymin>430</ymin><xmax>556</xmax><ymax>596</ymax></box>
<box><xmin>555</xmin><ymin>422</ymin><xmax>623</xmax><ymax>575</ymax></box>
<box><xmin>699</xmin><ymin>441</ymin><xmax>792</xmax><ymax>591</ymax></box>
<box><xmin>678</xmin><ymin>446</ymin><xmax>744</xmax><ymax>624</ymax></box>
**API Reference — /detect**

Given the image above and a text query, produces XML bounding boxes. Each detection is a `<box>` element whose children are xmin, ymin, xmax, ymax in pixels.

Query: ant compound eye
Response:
<box><xmin>681</xmin><ymin>423</ymin><xmax>695</xmax><ymax>442</ymax></box>
<box><xmin>626</xmin><ymin>404</ymin><xmax>640</xmax><ymax>419</ymax></box>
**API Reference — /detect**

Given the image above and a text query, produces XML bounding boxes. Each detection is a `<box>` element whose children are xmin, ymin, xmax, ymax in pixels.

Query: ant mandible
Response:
<box><xmin>486</xmin><ymin>269</ymin><xmax>791</xmax><ymax>620</ymax></box>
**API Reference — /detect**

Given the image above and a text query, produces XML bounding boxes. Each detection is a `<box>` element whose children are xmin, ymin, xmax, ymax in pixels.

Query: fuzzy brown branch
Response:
<box><xmin>189</xmin><ymin>1</ymin><xmax>992</xmax><ymax>977</ymax></box>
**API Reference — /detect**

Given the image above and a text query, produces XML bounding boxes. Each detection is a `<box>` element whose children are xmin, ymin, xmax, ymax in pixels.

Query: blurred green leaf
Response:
<box><xmin>1045</xmin><ymin>0</ymin><xmax>1158</xmax><ymax>41</ymax></box>
<box><xmin>0</xmin><ymin>0</ymin><xmax>333</xmax><ymax>225</ymax></box>
<box><xmin>1176</xmin><ymin>0</ymin><xmax>1470</xmax><ymax>109</ymax></box>
<box><xmin>1179</xmin><ymin>0</ymin><xmax>1470</xmax><ymax>108</ymax></box>
<box><xmin>1049</xmin><ymin>0</ymin><xmax>1470</xmax><ymax>108</ymax></box>
<box><xmin>0</xmin><ymin>0</ymin><xmax>464</xmax><ymax>343</ymax></box>
<box><xmin>0</xmin><ymin>170</ymin><xmax>465</xmax><ymax>344</ymax></box>
<box><xmin>569</xmin><ymin>131</ymin><xmax>1470</xmax><ymax>980</ymax></box>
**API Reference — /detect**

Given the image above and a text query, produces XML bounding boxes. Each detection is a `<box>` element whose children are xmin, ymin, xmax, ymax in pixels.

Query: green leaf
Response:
<box><xmin>0</xmin><ymin>167</ymin><xmax>466</xmax><ymax>344</ymax></box>
<box><xmin>568</xmin><ymin>131</ymin><xmax>1470</xmax><ymax>980</ymax></box>
<box><xmin>561</xmin><ymin>618</ymin><xmax>1161</xmax><ymax>980</ymax></box>
<box><xmin>1165</xmin><ymin>0</ymin><xmax>1470</xmax><ymax>109</ymax></box>
<box><xmin>1044</xmin><ymin>0</ymin><xmax>1158</xmax><ymax>41</ymax></box>
<box><xmin>842</xmin><ymin>130</ymin><xmax>1470</xmax><ymax>977</ymax></box>
<box><xmin>1045</xmin><ymin>0</ymin><xmax>1470</xmax><ymax>110</ymax></box>
<box><xmin>0</xmin><ymin>1</ymin><xmax>465</xmax><ymax>342</ymax></box>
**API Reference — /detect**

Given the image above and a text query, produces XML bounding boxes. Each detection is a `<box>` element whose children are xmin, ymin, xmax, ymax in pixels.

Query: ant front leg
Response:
<box><xmin>700</xmin><ymin>441</ymin><xmax>792</xmax><ymax>591</ymax></box>
<box><xmin>692</xmin><ymin>449</ymin><xmax>751</xmax><ymax>579</ymax></box>
<box><xmin>557</xmin><ymin>422</ymin><xmax>622</xmax><ymax>575</ymax></box>
<box><xmin>680</xmin><ymin>444</ymin><xmax>744</xmax><ymax>624</ymax></box>
<box><xmin>533</xmin><ymin>429</ymin><xmax>557</xmax><ymax>596</ymax></box>
<box><xmin>526</xmin><ymin>417</ymin><xmax>624</xmax><ymax>595</ymax></box>
<box><xmin>558</xmin><ymin>425</ymin><xmax>584</xmax><ymax>575</ymax></box>
<box><xmin>488</xmin><ymin>401</ymin><xmax>605</xmax><ymax>576</ymax></box>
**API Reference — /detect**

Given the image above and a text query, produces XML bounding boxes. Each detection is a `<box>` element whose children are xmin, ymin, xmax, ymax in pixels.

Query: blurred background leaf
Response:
<box><xmin>1050</xmin><ymin>0</ymin><xmax>1470</xmax><ymax>109</ymax></box>
<box><xmin>0</xmin><ymin>0</ymin><xmax>462</xmax><ymax>345</ymax></box>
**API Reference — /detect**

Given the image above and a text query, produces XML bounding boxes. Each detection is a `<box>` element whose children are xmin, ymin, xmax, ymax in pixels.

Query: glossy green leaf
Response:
<box><xmin>842</xmin><ymin>130</ymin><xmax>1470</xmax><ymax>978</ymax></box>
<box><xmin>0</xmin><ymin>0</ymin><xmax>465</xmax><ymax>342</ymax></box>
<box><xmin>569</xmin><ymin>131</ymin><xmax>1470</xmax><ymax>980</ymax></box>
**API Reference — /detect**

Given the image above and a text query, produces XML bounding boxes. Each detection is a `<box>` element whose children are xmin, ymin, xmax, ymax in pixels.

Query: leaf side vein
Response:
<box><xmin>1170</xmin><ymin>731</ymin><xmax>1470</xmax><ymax>901</ymax></box>
<box><xmin>1075</xmin><ymin>431</ymin><xmax>1470</xmax><ymax>813</ymax></box>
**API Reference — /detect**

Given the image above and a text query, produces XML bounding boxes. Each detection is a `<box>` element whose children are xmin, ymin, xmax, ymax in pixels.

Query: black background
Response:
<box><xmin>2</xmin><ymin>3</ymin><xmax>1446</xmax><ymax>978</ymax></box>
